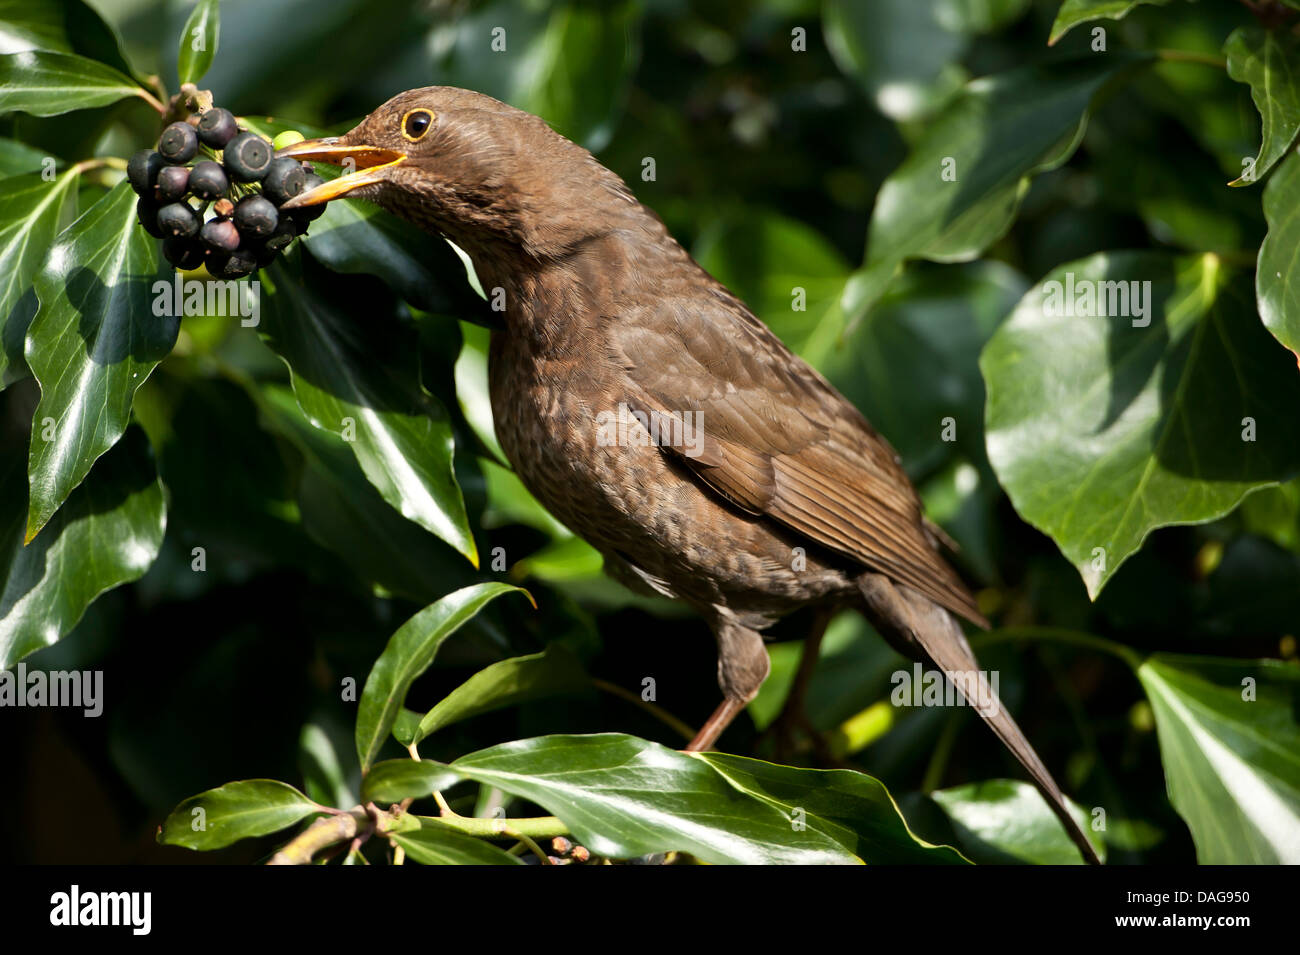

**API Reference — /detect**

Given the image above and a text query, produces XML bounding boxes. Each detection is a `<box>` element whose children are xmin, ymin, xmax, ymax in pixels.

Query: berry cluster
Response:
<box><xmin>130</xmin><ymin>107</ymin><xmax>324</xmax><ymax>278</ymax></box>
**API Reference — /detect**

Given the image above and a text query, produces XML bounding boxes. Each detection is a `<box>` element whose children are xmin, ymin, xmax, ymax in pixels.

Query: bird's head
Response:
<box><xmin>278</xmin><ymin>86</ymin><xmax>637</xmax><ymax>262</ymax></box>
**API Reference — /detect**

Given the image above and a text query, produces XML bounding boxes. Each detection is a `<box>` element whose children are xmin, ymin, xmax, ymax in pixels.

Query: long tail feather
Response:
<box><xmin>859</xmin><ymin>574</ymin><xmax>1101</xmax><ymax>865</ymax></box>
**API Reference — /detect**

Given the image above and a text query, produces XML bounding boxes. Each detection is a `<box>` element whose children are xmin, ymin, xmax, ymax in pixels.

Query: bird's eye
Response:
<box><xmin>401</xmin><ymin>109</ymin><xmax>434</xmax><ymax>141</ymax></box>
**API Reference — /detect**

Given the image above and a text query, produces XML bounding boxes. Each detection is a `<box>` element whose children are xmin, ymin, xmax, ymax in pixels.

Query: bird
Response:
<box><xmin>278</xmin><ymin>86</ymin><xmax>1101</xmax><ymax>865</ymax></box>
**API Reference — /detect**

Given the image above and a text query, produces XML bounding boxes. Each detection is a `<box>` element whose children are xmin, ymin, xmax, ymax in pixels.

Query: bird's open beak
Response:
<box><xmin>274</xmin><ymin>136</ymin><xmax>406</xmax><ymax>209</ymax></box>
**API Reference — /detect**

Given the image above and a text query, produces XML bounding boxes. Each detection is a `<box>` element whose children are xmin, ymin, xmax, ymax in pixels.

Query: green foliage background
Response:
<box><xmin>1</xmin><ymin>0</ymin><xmax>1298</xmax><ymax>864</ymax></box>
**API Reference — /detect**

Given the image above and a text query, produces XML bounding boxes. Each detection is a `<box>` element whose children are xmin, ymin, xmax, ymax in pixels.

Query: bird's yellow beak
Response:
<box><xmin>274</xmin><ymin>137</ymin><xmax>406</xmax><ymax>208</ymax></box>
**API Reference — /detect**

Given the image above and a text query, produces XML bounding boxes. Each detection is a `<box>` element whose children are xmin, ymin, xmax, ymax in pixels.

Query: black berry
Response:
<box><xmin>233</xmin><ymin>195</ymin><xmax>278</xmax><ymax>237</ymax></box>
<box><xmin>201</xmin><ymin>218</ymin><xmax>241</xmax><ymax>252</ymax></box>
<box><xmin>155</xmin><ymin>164</ymin><xmax>190</xmax><ymax>202</ymax></box>
<box><xmin>136</xmin><ymin>197</ymin><xmax>163</xmax><ymax>238</ymax></box>
<box><xmin>261</xmin><ymin>216</ymin><xmax>300</xmax><ymax>254</ymax></box>
<box><xmin>224</xmin><ymin>132</ymin><xmax>273</xmax><ymax>182</ymax></box>
<box><xmin>197</xmin><ymin>107</ymin><xmax>238</xmax><ymax>148</ymax></box>
<box><xmin>208</xmin><ymin>247</ymin><xmax>257</xmax><ymax>279</ymax></box>
<box><xmin>158</xmin><ymin>122</ymin><xmax>198</xmax><ymax>163</ymax></box>
<box><xmin>293</xmin><ymin>174</ymin><xmax>328</xmax><ymax>221</ymax></box>
<box><xmin>162</xmin><ymin>237</ymin><xmax>205</xmax><ymax>270</ymax></box>
<box><xmin>188</xmin><ymin>160</ymin><xmax>229</xmax><ymax>200</ymax></box>
<box><xmin>127</xmin><ymin>150</ymin><xmax>165</xmax><ymax>197</ymax></box>
<box><xmin>157</xmin><ymin>202</ymin><xmax>200</xmax><ymax>238</ymax></box>
<box><xmin>261</xmin><ymin>157</ymin><xmax>306</xmax><ymax>205</ymax></box>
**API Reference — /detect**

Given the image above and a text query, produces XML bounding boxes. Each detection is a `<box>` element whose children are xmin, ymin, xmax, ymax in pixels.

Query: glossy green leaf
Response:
<box><xmin>429</xmin><ymin>0</ymin><xmax>641</xmax><ymax>151</ymax></box>
<box><xmin>0</xmin><ymin>50</ymin><xmax>142</xmax><ymax>117</ymax></box>
<box><xmin>261</xmin><ymin>254</ymin><xmax>477</xmax><ymax>563</ymax></box>
<box><xmin>355</xmin><ymin>583</ymin><xmax>532</xmax><ymax>772</ymax></box>
<box><xmin>1225</xmin><ymin>26</ymin><xmax>1300</xmax><ymax>186</ymax></box>
<box><xmin>692</xmin><ymin>209</ymin><xmax>850</xmax><ymax>363</ymax></box>
<box><xmin>1048</xmin><ymin>0</ymin><xmax>1172</xmax><ymax>45</ymax></box>
<box><xmin>931</xmin><ymin>780</ymin><xmax>1104</xmax><ymax>864</ymax></box>
<box><xmin>0</xmin><ymin>138</ymin><xmax>54</xmax><ymax>177</ymax></box>
<box><xmin>846</xmin><ymin>55</ymin><xmax>1148</xmax><ymax>321</ymax></box>
<box><xmin>257</xmin><ymin>385</ymin><xmax>477</xmax><ymax>604</ymax></box>
<box><xmin>1257</xmin><ymin>149</ymin><xmax>1300</xmax><ymax>355</ymax></box>
<box><xmin>0</xmin><ymin>0</ymin><xmax>138</xmax><ymax>80</ymax></box>
<box><xmin>159</xmin><ymin>780</ymin><xmax>322</xmax><ymax>851</ymax></box>
<box><xmin>0</xmin><ymin>168</ymin><xmax>82</xmax><ymax>387</ymax></box>
<box><xmin>697</xmin><ymin>752</ymin><xmax>969</xmax><ymax>863</ymax></box>
<box><xmin>0</xmin><ymin>425</ymin><xmax>164</xmax><ymax>668</ymax></box>
<box><xmin>391</xmin><ymin>823</ymin><xmax>525</xmax><ymax>865</ymax></box>
<box><xmin>408</xmin><ymin>644</ymin><xmax>588</xmax><ymax>746</ymax></box>
<box><xmin>439</xmin><ymin>733</ymin><xmax>909</xmax><ymax>864</ymax></box>
<box><xmin>25</xmin><ymin>181</ymin><xmax>175</xmax><ymax>541</ymax></box>
<box><xmin>1137</xmin><ymin>655</ymin><xmax>1300</xmax><ymax>863</ymax></box>
<box><xmin>176</xmin><ymin>0</ymin><xmax>219</xmax><ymax>87</ymax></box>
<box><xmin>360</xmin><ymin>759</ymin><xmax>460</xmax><ymax>804</ymax></box>
<box><xmin>823</xmin><ymin>261</ymin><xmax>1027</xmax><ymax>471</ymax></box>
<box><xmin>983</xmin><ymin>252</ymin><xmax>1300</xmax><ymax>597</ymax></box>
<box><xmin>824</xmin><ymin>0</ymin><xmax>966</xmax><ymax>122</ymax></box>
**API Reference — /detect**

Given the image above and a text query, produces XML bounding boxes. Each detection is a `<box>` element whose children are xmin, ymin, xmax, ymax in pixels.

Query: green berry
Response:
<box><xmin>272</xmin><ymin>129</ymin><xmax>305</xmax><ymax>151</ymax></box>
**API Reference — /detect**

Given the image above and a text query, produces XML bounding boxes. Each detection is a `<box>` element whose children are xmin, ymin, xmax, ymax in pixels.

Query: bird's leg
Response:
<box><xmin>684</xmin><ymin>614</ymin><xmax>770</xmax><ymax>753</ymax></box>
<box><xmin>761</xmin><ymin>607</ymin><xmax>834</xmax><ymax>763</ymax></box>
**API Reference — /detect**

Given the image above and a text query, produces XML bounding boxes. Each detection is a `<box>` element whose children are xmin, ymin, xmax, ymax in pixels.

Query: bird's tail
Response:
<box><xmin>858</xmin><ymin>573</ymin><xmax>1102</xmax><ymax>865</ymax></box>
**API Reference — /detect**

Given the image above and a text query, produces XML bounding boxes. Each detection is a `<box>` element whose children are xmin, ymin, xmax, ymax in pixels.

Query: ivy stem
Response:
<box><xmin>971</xmin><ymin>627</ymin><xmax>1144</xmax><ymax>671</ymax></box>
<box><xmin>1155</xmin><ymin>48</ymin><xmax>1227</xmax><ymax>70</ymax></box>
<box><xmin>135</xmin><ymin>87</ymin><xmax>167</xmax><ymax>116</ymax></box>
<box><xmin>591</xmin><ymin>677</ymin><xmax>696</xmax><ymax>742</ymax></box>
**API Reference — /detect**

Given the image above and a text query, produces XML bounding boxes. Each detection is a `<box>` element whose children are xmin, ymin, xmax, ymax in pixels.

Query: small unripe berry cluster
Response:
<box><xmin>130</xmin><ymin>107</ymin><xmax>324</xmax><ymax>278</ymax></box>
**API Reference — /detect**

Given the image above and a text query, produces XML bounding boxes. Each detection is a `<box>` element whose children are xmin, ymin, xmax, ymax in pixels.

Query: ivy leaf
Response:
<box><xmin>176</xmin><ymin>0</ymin><xmax>220</xmax><ymax>87</ymax></box>
<box><xmin>355</xmin><ymin>583</ymin><xmax>532</xmax><ymax>772</ymax></box>
<box><xmin>430</xmin><ymin>0</ymin><xmax>642</xmax><ymax>151</ymax></box>
<box><xmin>983</xmin><ymin>252</ymin><xmax>1300</xmax><ymax>598</ymax></box>
<box><xmin>1137</xmin><ymin>655</ymin><xmax>1300</xmax><ymax>863</ymax></box>
<box><xmin>1257</xmin><ymin>149</ymin><xmax>1300</xmax><ymax>355</ymax></box>
<box><xmin>260</xmin><ymin>252</ymin><xmax>477</xmax><ymax>564</ymax></box>
<box><xmin>1048</xmin><ymin>0</ymin><xmax>1173</xmax><ymax>45</ymax></box>
<box><xmin>0</xmin><ymin>0</ymin><xmax>139</xmax><ymax>81</ymax></box>
<box><xmin>158</xmin><ymin>780</ymin><xmax>322</xmax><ymax>851</ymax></box>
<box><xmin>360</xmin><ymin>759</ymin><xmax>460</xmax><ymax>805</ymax></box>
<box><xmin>844</xmin><ymin>54</ymin><xmax>1149</xmax><ymax>322</ymax></box>
<box><xmin>1224</xmin><ymin>26</ymin><xmax>1300</xmax><ymax>186</ymax></box>
<box><xmin>0</xmin><ymin>167</ymin><xmax>82</xmax><ymax>387</ymax></box>
<box><xmin>697</xmin><ymin>752</ymin><xmax>969</xmax><ymax>864</ymax></box>
<box><xmin>930</xmin><ymin>780</ymin><xmax>1105</xmax><ymax>864</ymax></box>
<box><xmin>406</xmin><ymin>644</ymin><xmax>589</xmax><ymax>747</ymax></box>
<box><xmin>0</xmin><ymin>50</ymin><xmax>144</xmax><ymax>117</ymax></box>
<box><xmin>0</xmin><ymin>424</ymin><xmax>164</xmax><ymax>668</ymax></box>
<box><xmin>25</xmin><ymin>181</ymin><xmax>175</xmax><ymax>541</ymax></box>
<box><xmin>390</xmin><ymin>823</ymin><xmax>525</xmax><ymax>865</ymax></box>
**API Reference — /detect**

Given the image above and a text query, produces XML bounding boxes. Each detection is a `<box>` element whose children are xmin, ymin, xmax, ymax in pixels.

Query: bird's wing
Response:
<box><xmin>609</xmin><ymin>285</ymin><xmax>986</xmax><ymax>627</ymax></box>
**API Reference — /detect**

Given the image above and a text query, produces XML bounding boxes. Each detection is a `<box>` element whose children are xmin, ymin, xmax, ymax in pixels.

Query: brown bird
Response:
<box><xmin>279</xmin><ymin>87</ymin><xmax>1100</xmax><ymax>865</ymax></box>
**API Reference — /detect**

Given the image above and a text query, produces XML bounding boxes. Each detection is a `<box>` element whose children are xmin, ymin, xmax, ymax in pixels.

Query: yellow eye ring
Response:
<box><xmin>401</xmin><ymin>108</ymin><xmax>435</xmax><ymax>141</ymax></box>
